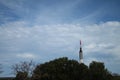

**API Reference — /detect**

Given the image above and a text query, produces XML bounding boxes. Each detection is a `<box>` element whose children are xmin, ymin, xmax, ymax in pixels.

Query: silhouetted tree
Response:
<box><xmin>89</xmin><ymin>61</ymin><xmax>112</xmax><ymax>80</ymax></box>
<box><xmin>12</xmin><ymin>60</ymin><xmax>35</xmax><ymax>78</ymax></box>
<box><xmin>32</xmin><ymin>57</ymin><xmax>89</xmax><ymax>80</ymax></box>
<box><xmin>79</xmin><ymin>63</ymin><xmax>89</xmax><ymax>80</ymax></box>
<box><xmin>14</xmin><ymin>71</ymin><xmax>28</xmax><ymax>80</ymax></box>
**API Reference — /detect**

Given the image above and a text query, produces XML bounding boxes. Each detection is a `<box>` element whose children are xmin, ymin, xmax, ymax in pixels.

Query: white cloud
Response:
<box><xmin>16</xmin><ymin>53</ymin><xmax>36</xmax><ymax>59</ymax></box>
<box><xmin>0</xmin><ymin>21</ymin><xmax>120</xmax><ymax>54</ymax></box>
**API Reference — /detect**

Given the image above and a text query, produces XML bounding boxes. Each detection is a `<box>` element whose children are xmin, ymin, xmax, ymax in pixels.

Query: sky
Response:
<box><xmin>0</xmin><ymin>0</ymin><xmax>120</xmax><ymax>77</ymax></box>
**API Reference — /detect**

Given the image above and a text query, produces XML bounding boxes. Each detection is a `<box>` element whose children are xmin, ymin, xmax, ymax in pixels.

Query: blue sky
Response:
<box><xmin>0</xmin><ymin>0</ymin><xmax>120</xmax><ymax>77</ymax></box>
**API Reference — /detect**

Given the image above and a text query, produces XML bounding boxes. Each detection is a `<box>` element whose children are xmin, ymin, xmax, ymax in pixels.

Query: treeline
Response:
<box><xmin>12</xmin><ymin>57</ymin><xmax>115</xmax><ymax>80</ymax></box>
<box><xmin>0</xmin><ymin>77</ymin><xmax>14</xmax><ymax>80</ymax></box>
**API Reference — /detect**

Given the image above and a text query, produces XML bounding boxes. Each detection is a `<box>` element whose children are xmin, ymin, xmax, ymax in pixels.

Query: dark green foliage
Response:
<box><xmin>112</xmin><ymin>76</ymin><xmax>120</xmax><ymax>80</ymax></box>
<box><xmin>32</xmin><ymin>57</ymin><xmax>112</xmax><ymax>80</ymax></box>
<box><xmin>14</xmin><ymin>71</ymin><xmax>28</xmax><ymax>80</ymax></box>
<box><xmin>32</xmin><ymin>57</ymin><xmax>89</xmax><ymax>80</ymax></box>
<box><xmin>89</xmin><ymin>61</ymin><xmax>112</xmax><ymax>80</ymax></box>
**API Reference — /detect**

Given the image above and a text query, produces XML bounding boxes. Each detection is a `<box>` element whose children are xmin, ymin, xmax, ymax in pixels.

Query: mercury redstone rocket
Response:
<box><xmin>79</xmin><ymin>40</ymin><xmax>83</xmax><ymax>64</ymax></box>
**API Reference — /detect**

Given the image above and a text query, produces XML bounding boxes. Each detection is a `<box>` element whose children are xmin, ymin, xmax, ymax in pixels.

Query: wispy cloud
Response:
<box><xmin>1</xmin><ymin>0</ymin><xmax>119</xmax><ymax>25</ymax></box>
<box><xmin>0</xmin><ymin>21</ymin><xmax>120</xmax><ymax>60</ymax></box>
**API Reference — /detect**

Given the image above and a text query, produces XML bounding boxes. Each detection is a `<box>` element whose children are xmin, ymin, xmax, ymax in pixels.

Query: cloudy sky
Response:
<box><xmin>0</xmin><ymin>0</ymin><xmax>120</xmax><ymax>77</ymax></box>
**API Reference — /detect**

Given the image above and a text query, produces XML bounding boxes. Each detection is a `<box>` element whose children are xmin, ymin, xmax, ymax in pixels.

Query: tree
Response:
<box><xmin>79</xmin><ymin>63</ymin><xmax>89</xmax><ymax>80</ymax></box>
<box><xmin>32</xmin><ymin>57</ymin><xmax>89</xmax><ymax>80</ymax></box>
<box><xmin>12</xmin><ymin>60</ymin><xmax>35</xmax><ymax>77</ymax></box>
<box><xmin>14</xmin><ymin>71</ymin><xmax>28</xmax><ymax>80</ymax></box>
<box><xmin>89</xmin><ymin>61</ymin><xmax>112</xmax><ymax>80</ymax></box>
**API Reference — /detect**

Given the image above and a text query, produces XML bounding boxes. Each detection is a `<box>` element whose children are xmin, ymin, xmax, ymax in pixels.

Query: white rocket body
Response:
<box><xmin>79</xmin><ymin>40</ymin><xmax>83</xmax><ymax>64</ymax></box>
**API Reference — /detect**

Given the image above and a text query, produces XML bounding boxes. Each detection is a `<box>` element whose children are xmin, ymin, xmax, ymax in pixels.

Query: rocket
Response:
<box><xmin>79</xmin><ymin>40</ymin><xmax>83</xmax><ymax>63</ymax></box>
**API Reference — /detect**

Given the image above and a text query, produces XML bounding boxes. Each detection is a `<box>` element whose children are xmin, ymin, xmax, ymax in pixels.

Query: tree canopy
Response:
<box><xmin>89</xmin><ymin>61</ymin><xmax>112</xmax><ymax>80</ymax></box>
<box><xmin>12</xmin><ymin>60</ymin><xmax>35</xmax><ymax>80</ymax></box>
<box><xmin>32</xmin><ymin>57</ymin><xmax>112</xmax><ymax>80</ymax></box>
